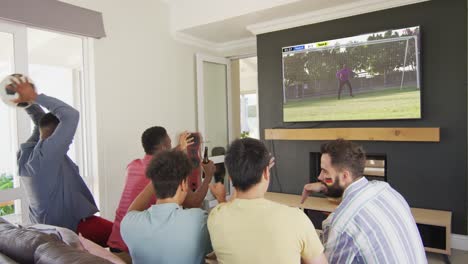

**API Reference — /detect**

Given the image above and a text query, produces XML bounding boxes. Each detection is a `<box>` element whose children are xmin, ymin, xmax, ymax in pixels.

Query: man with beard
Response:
<box><xmin>301</xmin><ymin>139</ymin><xmax>426</xmax><ymax>264</ymax></box>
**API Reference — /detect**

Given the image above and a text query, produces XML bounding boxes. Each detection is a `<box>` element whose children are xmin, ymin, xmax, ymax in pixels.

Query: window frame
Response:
<box><xmin>0</xmin><ymin>20</ymin><xmax>99</xmax><ymax>223</ymax></box>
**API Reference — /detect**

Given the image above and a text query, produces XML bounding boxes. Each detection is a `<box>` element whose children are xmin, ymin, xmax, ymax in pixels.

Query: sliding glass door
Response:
<box><xmin>0</xmin><ymin>22</ymin><xmax>29</xmax><ymax>224</ymax></box>
<box><xmin>0</xmin><ymin>21</ymin><xmax>95</xmax><ymax>224</ymax></box>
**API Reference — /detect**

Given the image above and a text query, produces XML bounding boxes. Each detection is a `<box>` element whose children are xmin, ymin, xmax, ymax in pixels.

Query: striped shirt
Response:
<box><xmin>322</xmin><ymin>177</ymin><xmax>427</xmax><ymax>264</ymax></box>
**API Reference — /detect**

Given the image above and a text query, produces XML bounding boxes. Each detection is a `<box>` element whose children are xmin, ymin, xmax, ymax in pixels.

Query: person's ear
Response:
<box><xmin>263</xmin><ymin>167</ymin><xmax>270</xmax><ymax>182</ymax></box>
<box><xmin>341</xmin><ymin>170</ymin><xmax>352</xmax><ymax>184</ymax></box>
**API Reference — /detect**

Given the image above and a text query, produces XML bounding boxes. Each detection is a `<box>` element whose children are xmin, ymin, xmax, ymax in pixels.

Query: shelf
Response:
<box><xmin>264</xmin><ymin>127</ymin><xmax>440</xmax><ymax>142</ymax></box>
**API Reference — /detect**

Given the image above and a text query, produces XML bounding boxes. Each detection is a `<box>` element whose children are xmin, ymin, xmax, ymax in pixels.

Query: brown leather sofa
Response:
<box><xmin>0</xmin><ymin>218</ymin><xmax>112</xmax><ymax>264</ymax></box>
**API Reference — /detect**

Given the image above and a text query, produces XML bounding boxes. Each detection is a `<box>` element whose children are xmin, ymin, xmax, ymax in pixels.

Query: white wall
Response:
<box><xmin>60</xmin><ymin>0</ymin><xmax>216</xmax><ymax>219</ymax></box>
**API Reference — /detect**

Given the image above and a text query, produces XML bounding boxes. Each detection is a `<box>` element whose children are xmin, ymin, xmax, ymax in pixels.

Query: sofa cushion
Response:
<box><xmin>34</xmin><ymin>241</ymin><xmax>113</xmax><ymax>264</ymax></box>
<box><xmin>26</xmin><ymin>224</ymin><xmax>84</xmax><ymax>250</ymax></box>
<box><xmin>78</xmin><ymin>235</ymin><xmax>125</xmax><ymax>264</ymax></box>
<box><xmin>0</xmin><ymin>252</ymin><xmax>18</xmax><ymax>264</ymax></box>
<box><xmin>0</xmin><ymin>217</ymin><xmax>14</xmax><ymax>232</ymax></box>
<box><xmin>0</xmin><ymin>218</ymin><xmax>60</xmax><ymax>264</ymax></box>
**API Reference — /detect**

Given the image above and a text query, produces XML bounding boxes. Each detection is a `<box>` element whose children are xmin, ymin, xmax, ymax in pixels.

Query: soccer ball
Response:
<box><xmin>0</xmin><ymin>73</ymin><xmax>35</xmax><ymax>108</ymax></box>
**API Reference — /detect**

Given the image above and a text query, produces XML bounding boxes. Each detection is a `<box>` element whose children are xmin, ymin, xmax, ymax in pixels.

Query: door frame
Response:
<box><xmin>195</xmin><ymin>53</ymin><xmax>233</xmax><ymax>157</ymax></box>
<box><xmin>0</xmin><ymin>21</ymin><xmax>29</xmax><ymax>223</ymax></box>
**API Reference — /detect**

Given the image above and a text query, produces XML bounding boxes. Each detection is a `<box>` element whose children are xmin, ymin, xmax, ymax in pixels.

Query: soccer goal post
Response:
<box><xmin>281</xmin><ymin>34</ymin><xmax>420</xmax><ymax>103</ymax></box>
<box><xmin>400</xmin><ymin>36</ymin><xmax>420</xmax><ymax>90</ymax></box>
<box><xmin>325</xmin><ymin>35</ymin><xmax>420</xmax><ymax>91</ymax></box>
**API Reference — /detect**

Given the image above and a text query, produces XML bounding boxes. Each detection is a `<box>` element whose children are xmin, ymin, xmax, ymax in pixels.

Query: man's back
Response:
<box><xmin>208</xmin><ymin>198</ymin><xmax>324</xmax><ymax>264</ymax></box>
<box><xmin>108</xmin><ymin>155</ymin><xmax>155</xmax><ymax>251</ymax></box>
<box><xmin>17</xmin><ymin>94</ymin><xmax>98</xmax><ymax>231</ymax></box>
<box><xmin>19</xmin><ymin>149</ymin><xmax>97</xmax><ymax>231</ymax></box>
<box><xmin>121</xmin><ymin>203</ymin><xmax>211</xmax><ymax>264</ymax></box>
<box><xmin>323</xmin><ymin>178</ymin><xmax>427</xmax><ymax>264</ymax></box>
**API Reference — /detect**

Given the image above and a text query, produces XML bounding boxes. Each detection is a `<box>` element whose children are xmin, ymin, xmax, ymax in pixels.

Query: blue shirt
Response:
<box><xmin>121</xmin><ymin>203</ymin><xmax>212</xmax><ymax>264</ymax></box>
<box><xmin>322</xmin><ymin>177</ymin><xmax>427</xmax><ymax>264</ymax></box>
<box><xmin>17</xmin><ymin>94</ymin><xmax>98</xmax><ymax>231</ymax></box>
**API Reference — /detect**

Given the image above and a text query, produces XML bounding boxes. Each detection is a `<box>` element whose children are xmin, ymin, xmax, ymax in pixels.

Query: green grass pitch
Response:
<box><xmin>283</xmin><ymin>87</ymin><xmax>421</xmax><ymax>122</ymax></box>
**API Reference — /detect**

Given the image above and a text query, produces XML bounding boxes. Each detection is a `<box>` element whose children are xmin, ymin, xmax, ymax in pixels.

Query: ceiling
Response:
<box><xmin>180</xmin><ymin>0</ymin><xmax>350</xmax><ymax>43</ymax></box>
<box><xmin>167</xmin><ymin>0</ymin><xmax>430</xmax><ymax>52</ymax></box>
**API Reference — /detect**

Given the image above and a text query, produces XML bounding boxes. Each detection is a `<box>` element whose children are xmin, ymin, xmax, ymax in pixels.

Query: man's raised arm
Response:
<box><xmin>24</xmin><ymin>104</ymin><xmax>45</xmax><ymax>144</ymax></box>
<box><xmin>6</xmin><ymin>77</ymin><xmax>44</xmax><ymax>144</ymax></box>
<box><xmin>183</xmin><ymin>161</ymin><xmax>215</xmax><ymax>208</ymax></box>
<box><xmin>10</xmin><ymin>76</ymin><xmax>79</xmax><ymax>157</ymax></box>
<box><xmin>128</xmin><ymin>183</ymin><xmax>155</xmax><ymax>212</ymax></box>
<box><xmin>35</xmin><ymin>94</ymin><xmax>79</xmax><ymax>156</ymax></box>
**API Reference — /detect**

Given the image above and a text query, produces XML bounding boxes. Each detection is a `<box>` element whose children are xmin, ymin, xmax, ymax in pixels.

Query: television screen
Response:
<box><xmin>282</xmin><ymin>26</ymin><xmax>421</xmax><ymax>122</ymax></box>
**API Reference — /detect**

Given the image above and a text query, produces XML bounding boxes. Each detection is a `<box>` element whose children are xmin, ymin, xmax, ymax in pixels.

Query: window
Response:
<box><xmin>240</xmin><ymin>93</ymin><xmax>259</xmax><ymax>139</ymax></box>
<box><xmin>27</xmin><ymin>28</ymin><xmax>85</xmax><ymax>165</ymax></box>
<box><xmin>0</xmin><ymin>33</ymin><xmax>17</xmax><ymax>193</ymax></box>
<box><xmin>0</xmin><ymin>21</ymin><xmax>96</xmax><ymax>224</ymax></box>
<box><xmin>239</xmin><ymin>57</ymin><xmax>259</xmax><ymax>139</ymax></box>
<box><xmin>0</xmin><ymin>23</ymin><xmax>27</xmax><ymax>224</ymax></box>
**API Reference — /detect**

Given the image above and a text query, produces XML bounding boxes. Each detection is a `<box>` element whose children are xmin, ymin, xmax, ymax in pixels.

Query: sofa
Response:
<box><xmin>0</xmin><ymin>217</ymin><xmax>113</xmax><ymax>264</ymax></box>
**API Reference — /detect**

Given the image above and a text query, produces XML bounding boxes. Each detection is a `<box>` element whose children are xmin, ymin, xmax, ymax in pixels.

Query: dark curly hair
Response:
<box><xmin>146</xmin><ymin>150</ymin><xmax>193</xmax><ymax>199</ymax></box>
<box><xmin>320</xmin><ymin>139</ymin><xmax>366</xmax><ymax>179</ymax></box>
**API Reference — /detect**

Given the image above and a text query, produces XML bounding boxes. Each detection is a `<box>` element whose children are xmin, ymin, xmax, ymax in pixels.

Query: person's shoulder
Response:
<box><xmin>207</xmin><ymin>201</ymin><xmax>233</xmax><ymax>224</ymax></box>
<box><xmin>126</xmin><ymin>158</ymin><xmax>144</xmax><ymax>169</ymax></box>
<box><xmin>18</xmin><ymin>144</ymin><xmax>34</xmax><ymax>160</ymax></box>
<box><xmin>178</xmin><ymin>208</ymin><xmax>208</xmax><ymax>230</ymax></box>
<box><xmin>263</xmin><ymin>199</ymin><xmax>298</xmax><ymax>211</ymax></box>
<box><xmin>121</xmin><ymin>210</ymin><xmax>150</xmax><ymax>228</ymax></box>
<box><xmin>269</xmin><ymin>200</ymin><xmax>307</xmax><ymax>219</ymax></box>
<box><xmin>207</xmin><ymin>203</ymin><xmax>230</xmax><ymax>231</ymax></box>
<box><xmin>120</xmin><ymin>210</ymin><xmax>150</xmax><ymax>242</ymax></box>
<box><xmin>181</xmin><ymin>208</ymin><xmax>207</xmax><ymax>220</ymax></box>
<box><xmin>367</xmin><ymin>180</ymin><xmax>391</xmax><ymax>192</ymax></box>
<box><xmin>253</xmin><ymin>200</ymin><xmax>312</xmax><ymax>228</ymax></box>
<box><xmin>208</xmin><ymin>201</ymin><xmax>231</xmax><ymax>215</ymax></box>
<box><xmin>20</xmin><ymin>142</ymin><xmax>36</xmax><ymax>150</ymax></box>
<box><xmin>122</xmin><ymin>210</ymin><xmax>145</xmax><ymax>219</ymax></box>
<box><xmin>125</xmin><ymin>159</ymin><xmax>150</xmax><ymax>183</ymax></box>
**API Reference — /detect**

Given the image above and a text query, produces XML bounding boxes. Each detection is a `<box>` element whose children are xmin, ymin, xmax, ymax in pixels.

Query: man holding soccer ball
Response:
<box><xmin>4</xmin><ymin>75</ymin><xmax>112</xmax><ymax>247</ymax></box>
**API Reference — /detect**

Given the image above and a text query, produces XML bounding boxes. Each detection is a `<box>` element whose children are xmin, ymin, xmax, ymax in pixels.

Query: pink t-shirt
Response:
<box><xmin>107</xmin><ymin>155</ymin><xmax>157</xmax><ymax>251</ymax></box>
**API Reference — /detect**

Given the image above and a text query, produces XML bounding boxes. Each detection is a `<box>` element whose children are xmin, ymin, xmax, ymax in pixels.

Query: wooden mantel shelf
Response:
<box><xmin>264</xmin><ymin>127</ymin><xmax>440</xmax><ymax>142</ymax></box>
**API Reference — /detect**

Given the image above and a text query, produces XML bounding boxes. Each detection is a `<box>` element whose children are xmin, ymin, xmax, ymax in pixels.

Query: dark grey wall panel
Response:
<box><xmin>258</xmin><ymin>0</ymin><xmax>468</xmax><ymax>234</ymax></box>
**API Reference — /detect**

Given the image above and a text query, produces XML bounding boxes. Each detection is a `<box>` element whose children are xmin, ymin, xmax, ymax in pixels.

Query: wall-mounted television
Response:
<box><xmin>282</xmin><ymin>26</ymin><xmax>421</xmax><ymax>122</ymax></box>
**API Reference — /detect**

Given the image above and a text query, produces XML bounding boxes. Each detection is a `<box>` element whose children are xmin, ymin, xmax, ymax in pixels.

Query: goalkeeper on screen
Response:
<box><xmin>336</xmin><ymin>64</ymin><xmax>354</xmax><ymax>100</ymax></box>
